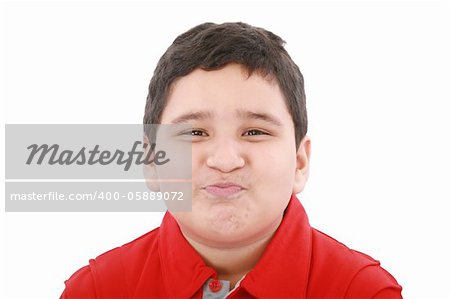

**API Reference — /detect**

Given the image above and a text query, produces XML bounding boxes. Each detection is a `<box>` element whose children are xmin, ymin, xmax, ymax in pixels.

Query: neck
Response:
<box><xmin>183</xmin><ymin>216</ymin><xmax>282</xmax><ymax>289</ymax></box>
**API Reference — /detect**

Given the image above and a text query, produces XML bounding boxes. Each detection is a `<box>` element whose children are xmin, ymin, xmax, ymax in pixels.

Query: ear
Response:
<box><xmin>293</xmin><ymin>135</ymin><xmax>311</xmax><ymax>194</ymax></box>
<box><xmin>143</xmin><ymin>134</ymin><xmax>160</xmax><ymax>192</ymax></box>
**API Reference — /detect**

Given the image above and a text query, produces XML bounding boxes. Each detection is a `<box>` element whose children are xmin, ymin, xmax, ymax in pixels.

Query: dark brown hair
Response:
<box><xmin>143</xmin><ymin>22</ymin><xmax>307</xmax><ymax>149</ymax></box>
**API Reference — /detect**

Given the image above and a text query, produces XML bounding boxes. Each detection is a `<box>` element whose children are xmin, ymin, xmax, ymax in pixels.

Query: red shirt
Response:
<box><xmin>61</xmin><ymin>194</ymin><xmax>402</xmax><ymax>298</ymax></box>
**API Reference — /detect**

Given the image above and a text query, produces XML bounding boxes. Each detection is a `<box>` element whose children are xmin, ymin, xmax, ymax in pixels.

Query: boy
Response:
<box><xmin>61</xmin><ymin>22</ymin><xmax>402</xmax><ymax>298</ymax></box>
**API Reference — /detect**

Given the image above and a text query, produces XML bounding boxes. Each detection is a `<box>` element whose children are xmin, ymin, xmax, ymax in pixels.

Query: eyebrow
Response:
<box><xmin>170</xmin><ymin>111</ymin><xmax>215</xmax><ymax>124</ymax></box>
<box><xmin>236</xmin><ymin>110</ymin><xmax>283</xmax><ymax>127</ymax></box>
<box><xmin>170</xmin><ymin>109</ymin><xmax>283</xmax><ymax>127</ymax></box>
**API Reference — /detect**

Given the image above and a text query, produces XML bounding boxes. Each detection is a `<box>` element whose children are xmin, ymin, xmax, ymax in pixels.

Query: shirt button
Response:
<box><xmin>208</xmin><ymin>279</ymin><xmax>222</xmax><ymax>292</ymax></box>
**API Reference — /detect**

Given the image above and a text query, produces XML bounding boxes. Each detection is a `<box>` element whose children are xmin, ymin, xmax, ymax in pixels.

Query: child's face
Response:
<box><xmin>161</xmin><ymin>63</ymin><xmax>310</xmax><ymax>248</ymax></box>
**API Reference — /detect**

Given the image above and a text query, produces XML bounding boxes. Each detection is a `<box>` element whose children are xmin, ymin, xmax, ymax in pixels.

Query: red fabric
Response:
<box><xmin>61</xmin><ymin>194</ymin><xmax>402</xmax><ymax>298</ymax></box>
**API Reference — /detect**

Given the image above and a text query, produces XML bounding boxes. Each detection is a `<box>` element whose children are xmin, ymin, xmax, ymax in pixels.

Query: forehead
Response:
<box><xmin>161</xmin><ymin>64</ymin><xmax>291</xmax><ymax>124</ymax></box>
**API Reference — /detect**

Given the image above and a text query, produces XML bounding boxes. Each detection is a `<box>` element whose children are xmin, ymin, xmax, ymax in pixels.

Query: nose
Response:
<box><xmin>206</xmin><ymin>139</ymin><xmax>245</xmax><ymax>173</ymax></box>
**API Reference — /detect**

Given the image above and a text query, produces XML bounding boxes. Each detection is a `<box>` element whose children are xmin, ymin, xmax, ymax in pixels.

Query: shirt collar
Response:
<box><xmin>158</xmin><ymin>211</ymin><xmax>215</xmax><ymax>298</ymax></box>
<box><xmin>158</xmin><ymin>193</ymin><xmax>312</xmax><ymax>297</ymax></box>
<box><xmin>239</xmin><ymin>194</ymin><xmax>312</xmax><ymax>297</ymax></box>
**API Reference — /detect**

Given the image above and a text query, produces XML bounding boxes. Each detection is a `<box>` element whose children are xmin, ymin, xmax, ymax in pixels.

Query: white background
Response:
<box><xmin>1</xmin><ymin>1</ymin><xmax>449</xmax><ymax>298</ymax></box>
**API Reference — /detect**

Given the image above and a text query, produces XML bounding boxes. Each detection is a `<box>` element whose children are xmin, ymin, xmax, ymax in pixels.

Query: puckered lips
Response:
<box><xmin>203</xmin><ymin>182</ymin><xmax>245</xmax><ymax>198</ymax></box>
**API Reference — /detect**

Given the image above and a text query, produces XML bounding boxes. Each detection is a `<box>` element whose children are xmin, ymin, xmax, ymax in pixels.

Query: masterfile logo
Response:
<box><xmin>25</xmin><ymin>140</ymin><xmax>170</xmax><ymax>171</ymax></box>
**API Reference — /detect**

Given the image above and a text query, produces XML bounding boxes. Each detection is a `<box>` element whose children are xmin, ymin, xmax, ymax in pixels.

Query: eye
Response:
<box><xmin>186</xmin><ymin>129</ymin><xmax>208</xmax><ymax>137</ymax></box>
<box><xmin>244</xmin><ymin>129</ymin><xmax>268</xmax><ymax>136</ymax></box>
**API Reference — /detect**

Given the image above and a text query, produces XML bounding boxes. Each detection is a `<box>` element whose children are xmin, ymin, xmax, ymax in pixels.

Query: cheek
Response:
<box><xmin>254</xmin><ymin>146</ymin><xmax>297</xmax><ymax>182</ymax></box>
<box><xmin>191</xmin><ymin>148</ymin><xmax>206</xmax><ymax>174</ymax></box>
<box><xmin>252</xmin><ymin>147</ymin><xmax>296</xmax><ymax>207</ymax></box>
